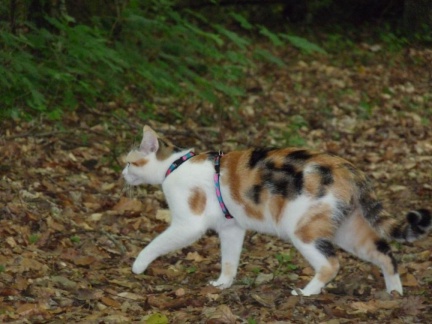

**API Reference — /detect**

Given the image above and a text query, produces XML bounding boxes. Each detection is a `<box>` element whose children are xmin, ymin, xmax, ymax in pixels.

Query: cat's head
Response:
<box><xmin>122</xmin><ymin>126</ymin><xmax>182</xmax><ymax>185</ymax></box>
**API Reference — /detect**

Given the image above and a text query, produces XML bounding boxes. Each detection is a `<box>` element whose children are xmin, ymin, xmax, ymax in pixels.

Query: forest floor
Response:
<box><xmin>1</xmin><ymin>40</ymin><xmax>432</xmax><ymax>323</ymax></box>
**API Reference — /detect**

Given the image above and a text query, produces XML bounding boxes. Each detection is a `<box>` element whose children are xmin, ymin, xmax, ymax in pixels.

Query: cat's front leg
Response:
<box><xmin>210</xmin><ymin>223</ymin><xmax>246</xmax><ymax>289</ymax></box>
<box><xmin>132</xmin><ymin>223</ymin><xmax>204</xmax><ymax>274</ymax></box>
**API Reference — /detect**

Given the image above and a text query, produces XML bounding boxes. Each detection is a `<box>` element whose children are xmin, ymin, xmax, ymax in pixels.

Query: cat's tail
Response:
<box><xmin>389</xmin><ymin>209</ymin><xmax>432</xmax><ymax>242</ymax></box>
<box><xmin>356</xmin><ymin>178</ymin><xmax>431</xmax><ymax>242</ymax></box>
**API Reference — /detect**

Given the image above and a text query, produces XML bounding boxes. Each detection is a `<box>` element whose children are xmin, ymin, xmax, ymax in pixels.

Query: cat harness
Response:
<box><xmin>165</xmin><ymin>151</ymin><xmax>234</xmax><ymax>219</ymax></box>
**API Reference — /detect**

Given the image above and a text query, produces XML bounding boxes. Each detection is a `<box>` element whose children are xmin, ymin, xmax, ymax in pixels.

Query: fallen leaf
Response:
<box><xmin>186</xmin><ymin>251</ymin><xmax>204</xmax><ymax>262</ymax></box>
<box><xmin>175</xmin><ymin>288</ymin><xmax>186</xmax><ymax>297</ymax></box>
<box><xmin>117</xmin><ymin>291</ymin><xmax>145</xmax><ymax>300</ymax></box>
<box><xmin>101</xmin><ymin>296</ymin><xmax>121</xmax><ymax>308</ymax></box>
<box><xmin>155</xmin><ymin>209</ymin><xmax>171</xmax><ymax>222</ymax></box>
<box><xmin>403</xmin><ymin>273</ymin><xmax>419</xmax><ymax>287</ymax></box>
<box><xmin>251</xmin><ymin>292</ymin><xmax>276</xmax><ymax>308</ymax></box>
<box><xmin>145</xmin><ymin>313</ymin><xmax>169</xmax><ymax>324</ymax></box>
<box><xmin>113</xmin><ymin>197</ymin><xmax>143</xmax><ymax>213</ymax></box>
<box><xmin>51</xmin><ymin>276</ymin><xmax>77</xmax><ymax>290</ymax></box>
<box><xmin>204</xmin><ymin>305</ymin><xmax>238</xmax><ymax>323</ymax></box>
<box><xmin>73</xmin><ymin>255</ymin><xmax>97</xmax><ymax>266</ymax></box>
<box><xmin>5</xmin><ymin>237</ymin><xmax>17</xmax><ymax>248</ymax></box>
<box><xmin>75</xmin><ymin>289</ymin><xmax>104</xmax><ymax>301</ymax></box>
<box><xmin>255</xmin><ymin>272</ymin><xmax>274</xmax><ymax>285</ymax></box>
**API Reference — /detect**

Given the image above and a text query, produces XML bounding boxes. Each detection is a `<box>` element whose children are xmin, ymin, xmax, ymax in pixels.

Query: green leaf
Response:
<box><xmin>146</xmin><ymin>313</ymin><xmax>169</xmax><ymax>324</ymax></box>
<box><xmin>259</xmin><ymin>26</ymin><xmax>284</xmax><ymax>46</ymax></box>
<box><xmin>280</xmin><ymin>34</ymin><xmax>327</xmax><ymax>54</ymax></box>
<box><xmin>253</xmin><ymin>48</ymin><xmax>286</xmax><ymax>67</ymax></box>
<box><xmin>230</xmin><ymin>12</ymin><xmax>254</xmax><ymax>30</ymax></box>
<box><xmin>215</xmin><ymin>25</ymin><xmax>250</xmax><ymax>49</ymax></box>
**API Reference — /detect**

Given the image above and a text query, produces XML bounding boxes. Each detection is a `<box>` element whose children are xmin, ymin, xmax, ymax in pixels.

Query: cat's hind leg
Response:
<box><xmin>334</xmin><ymin>211</ymin><xmax>403</xmax><ymax>295</ymax></box>
<box><xmin>132</xmin><ymin>222</ymin><xmax>205</xmax><ymax>274</ymax></box>
<box><xmin>289</xmin><ymin>203</ymin><xmax>340</xmax><ymax>296</ymax></box>
<box><xmin>210</xmin><ymin>223</ymin><xmax>246</xmax><ymax>289</ymax></box>
<box><xmin>290</xmin><ymin>238</ymin><xmax>340</xmax><ymax>296</ymax></box>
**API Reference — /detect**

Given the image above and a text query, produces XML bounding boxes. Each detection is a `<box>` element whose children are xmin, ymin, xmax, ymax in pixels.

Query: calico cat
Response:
<box><xmin>122</xmin><ymin>125</ymin><xmax>431</xmax><ymax>296</ymax></box>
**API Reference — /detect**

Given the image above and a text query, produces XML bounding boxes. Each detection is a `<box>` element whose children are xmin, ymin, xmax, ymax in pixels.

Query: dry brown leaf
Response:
<box><xmin>117</xmin><ymin>291</ymin><xmax>145</xmax><ymax>300</ymax></box>
<box><xmin>155</xmin><ymin>209</ymin><xmax>171</xmax><ymax>222</ymax></box>
<box><xmin>186</xmin><ymin>251</ymin><xmax>204</xmax><ymax>262</ymax></box>
<box><xmin>175</xmin><ymin>288</ymin><xmax>186</xmax><ymax>297</ymax></box>
<box><xmin>204</xmin><ymin>305</ymin><xmax>238</xmax><ymax>323</ymax></box>
<box><xmin>112</xmin><ymin>197</ymin><xmax>143</xmax><ymax>212</ymax></box>
<box><xmin>75</xmin><ymin>289</ymin><xmax>104</xmax><ymax>301</ymax></box>
<box><xmin>401</xmin><ymin>296</ymin><xmax>427</xmax><ymax>316</ymax></box>
<box><xmin>101</xmin><ymin>296</ymin><xmax>122</xmax><ymax>308</ymax></box>
<box><xmin>403</xmin><ymin>273</ymin><xmax>419</xmax><ymax>287</ymax></box>
<box><xmin>73</xmin><ymin>255</ymin><xmax>97</xmax><ymax>266</ymax></box>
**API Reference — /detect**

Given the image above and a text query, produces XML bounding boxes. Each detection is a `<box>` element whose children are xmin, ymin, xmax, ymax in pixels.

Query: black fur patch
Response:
<box><xmin>262</xmin><ymin>162</ymin><xmax>303</xmax><ymax>198</ymax></box>
<box><xmin>281</xmin><ymin>162</ymin><xmax>296</xmax><ymax>174</ymax></box>
<box><xmin>249</xmin><ymin>148</ymin><xmax>272</xmax><ymax>168</ymax></box>
<box><xmin>272</xmin><ymin>178</ymin><xmax>290</xmax><ymax>196</ymax></box>
<box><xmin>375</xmin><ymin>239</ymin><xmax>391</xmax><ymax>254</ymax></box>
<box><xmin>315</xmin><ymin>239</ymin><xmax>336</xmax><ymax>258</ymax></box>
<box><xmin>287</xmin><ymin>150</ymin><xmax>313</xmax><ymax>162</ymax></box>
<box><xmin>360</xmin><ymin>195</ymin><xmax>383</xmax><ymax>222</ymax></box>
<box><xmin>407</xmin><ymin>209</ymin><xmax>432</xmax><ymax>228</ymax></box>
<box><xmin>317</xmin><ymin>165</ymin><xmax>334</xmax><ymax>186</ymax></box>
<box><xmin>417</xmin><ymin>209</ymin><xmax>431</xmax><ymax>228</ymax></box>
<box><xmin>334</xmin><ymin>201</ymin><xmax>352</xmax><ymax>222</ymax></box>
<box><xmin>315</xmin><ymin>165</ymin><xmax>334</xmax><ymax>198</ymax></box>
<box><xmin>247</xmin><ymin>185</ymin><xmax>263</xmax><ymax>204</ymax></box>
<box><xmin>293</xmin><ymin>171</ymin><xmax>304</xmax><ymax>194</ymax></box>
<box><xmin>376</xmin><ymin>239</ymin><xmax>398</xmax><ymax>274</ymax></box>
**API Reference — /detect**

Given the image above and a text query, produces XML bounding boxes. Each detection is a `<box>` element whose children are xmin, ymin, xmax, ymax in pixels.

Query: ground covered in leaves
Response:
<box><xmin>1</xmin><ymin>41</ymin><xmax>432</xmax><ymax>323</ymax></box>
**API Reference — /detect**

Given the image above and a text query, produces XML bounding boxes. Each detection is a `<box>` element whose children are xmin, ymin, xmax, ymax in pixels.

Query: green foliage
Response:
<box><xmin>0</xmin><ymin>1</ymin><xmax>325</xmax><ymax>119</ymax></box>
<box><xmin>274</xmin><ymin>252</ymin><xmax>298</xmax><ymax>278</ymax></box>
<box><xmin>0</xmin><ymin>265</ymin><xmax>5</xmax><ymax>273</ymax></box>
<box><xmin>185</xmin><ymin>266</ymin><xmax>197</xmax><ymax>274</ymax></box>
<box><xmin>247</xmin><ymin>317</ymin><xmax>258</xmax><ymax>324</ymax></box>
<box><xmin>279</xmin><ymin>115</ymin><xmax>308</xmax><ymax>147</ymax></box>
<box><xmin>281</xmin><ymin>34</ymin><xmax>327</xmax><ymax>54</ymax></box>
<box><xmin>29</xmin><ymin>233</ymin><xmax>40</xmax><ymax>244</ymax></box>
<box><xmin>70</xmin><ymin>235</ymin><xmax>81</xmax><ymax>243</ymax></box>
<box><xmin>145</xmin><ymin>313</ymin><xmax>169</xmax><ymax>324</ymax></box>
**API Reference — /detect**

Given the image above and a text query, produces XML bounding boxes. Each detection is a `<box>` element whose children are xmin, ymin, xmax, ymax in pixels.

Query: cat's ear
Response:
<box><xmin>139</xmin><ymin>125</ymin><xmax>159</xmax><ymax>154</ymax></box>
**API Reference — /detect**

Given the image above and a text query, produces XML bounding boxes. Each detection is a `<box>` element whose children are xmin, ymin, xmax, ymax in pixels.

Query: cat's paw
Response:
<box><xmin>291</xmin><ymin>287</ymin><xmax>320</xmax><ymax>296</ymax></box>
<box><xmin>291</xmin><ymin>288</ymin><xmax>313</xmax><ymax>296</ymax></box>
<box><xmin>209</xmin><ymin>278</ymin><xmax>234</xmax><ymax>289</ymax></box>
<box><xmin>132</xmin><ymin>260</ymin><xmax>147</xmax><ymax>274</ymax></box>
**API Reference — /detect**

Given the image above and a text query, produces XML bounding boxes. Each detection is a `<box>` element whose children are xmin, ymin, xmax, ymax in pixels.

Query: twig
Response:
<box><xmin>101</xmin><ymin>229</ymin><xmax>127</xmax><ymax>255</ymax></box>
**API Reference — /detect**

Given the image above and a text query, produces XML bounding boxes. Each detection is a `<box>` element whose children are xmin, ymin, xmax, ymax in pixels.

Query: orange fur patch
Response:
<box><xmin>188</xmin><ymin>187</ymin><xmax>206</xmax><ymax>215</ymax></box>
<box><xmin>317</xmin><ymin>257</ymin><xmax>340</xmax><ymax>283</ymax></box>
<box><xmin>131</xmin><ymin>158</ymin><xmax>148</xmax><ymax>167</ymax></box>
<box><xmin>295</xmin><ymin>204</ymin><xmax>334</xmax><ymax>243</ymax></box>
<box><xmin>221</xmin><ymin>151</ymin><xmax>246</xmax><ymax>204</ymax></box>
<box><xmin>345</xmin><ymin>211</ymin><xmax>397</xmax><ymax>275</ymax></box>
<box><xmin>303</xmin><ymin>171</ymin><xmax>322</xmax><ymax>197</ymax></box>
<box><xmin>244</xmin><ymin>204</ymin><xmax>264</xmax><ymax>220</ymax></box>
<box><xmin>190</xmin><ymin>153</ymin><xmax>208</xmax><ymax>164</ymax></box>
<box><xmin>125</xmin><ymin>150</ymin><xmax>146</xmax><ymax>164</ymax></box>
<box><xmin>270</xmin><ymin>195</ymin><xmax>286</xmax><ymax>223</ymax></box>
<box><xmin>221</xmin><ymin>150</ymin><xmax>266</xmax><ymax>220</ymax></box>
